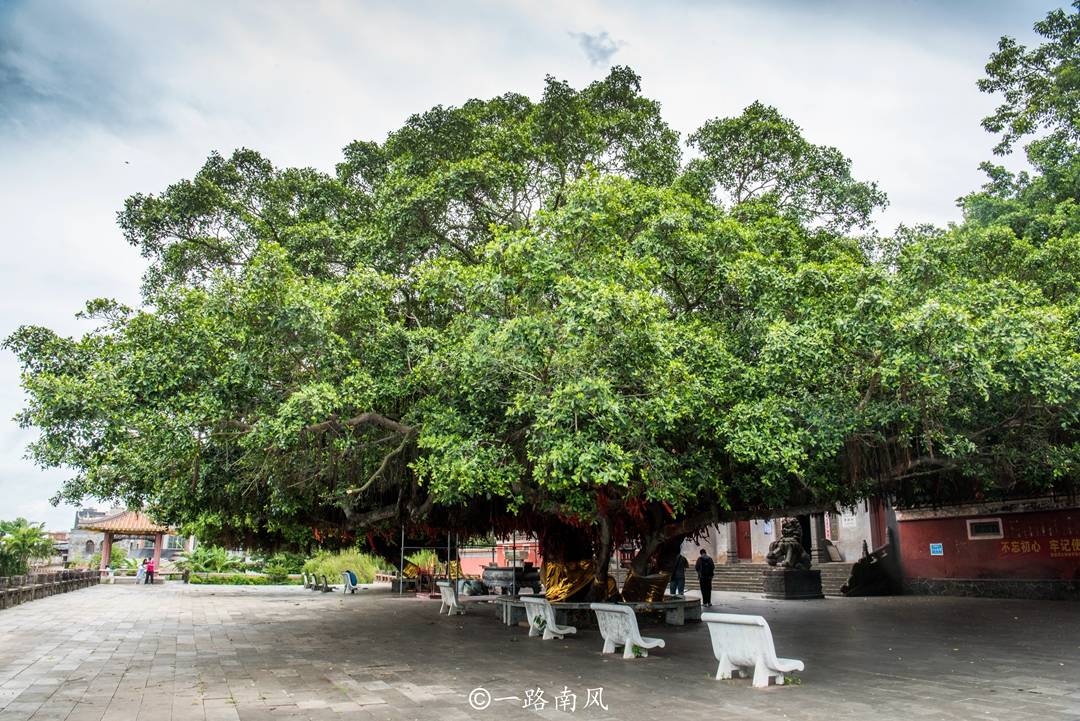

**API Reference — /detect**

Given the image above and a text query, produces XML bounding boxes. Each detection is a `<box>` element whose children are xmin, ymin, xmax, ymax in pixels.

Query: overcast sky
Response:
<box><xmin>0</xmin><ymin>0</ymin><xmax>1063</xmax><ymax>530</ymax></box>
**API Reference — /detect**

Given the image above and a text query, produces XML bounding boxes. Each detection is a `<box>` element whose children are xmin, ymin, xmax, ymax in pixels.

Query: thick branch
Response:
<box><xmin>346</xmin><ymin>429</ymin><xmax>417</xmax><ymax>495</ymax></box>
<box><xmin>343</xmin><ymin>503</ymin><xmax>399</xmax><ymax>527</ymax></box>
<box><xmin>305</xmin><ymin>412</ymin><xmax>413</xmax><ymax>437</ymax></box>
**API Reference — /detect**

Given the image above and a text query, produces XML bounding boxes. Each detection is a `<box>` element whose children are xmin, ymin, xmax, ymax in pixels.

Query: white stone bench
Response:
<box><xmin>702</xmin><ymin>612</ymin><xmax>804</xmax><ymax>687</ymax></box>
<box><xmin>436</xmin><ymin>580</ymin><xmax>497</xmax><ymax>615</ymax></box>
<box><xmin>521</xmin><ymin>596</ymin><xmax>576</xmax><ymax>640</ymax></box>
<box><xmin>589</xmin><ymin>603</ymin><xmax>665</xmax><ymax>659</ymax></box>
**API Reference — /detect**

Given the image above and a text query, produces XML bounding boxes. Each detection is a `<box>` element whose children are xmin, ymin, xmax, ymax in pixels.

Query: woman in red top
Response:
<box><xmin>145</xmin><ymin>558</ymin><xmax>155</xmax><ymax>585</ymax></box>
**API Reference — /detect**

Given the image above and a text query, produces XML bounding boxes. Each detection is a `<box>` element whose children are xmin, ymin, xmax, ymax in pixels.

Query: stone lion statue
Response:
<box><xmin>766</xmin><ymin>518</ymin><xmax>812</xmax><ymax>570</ymax></box>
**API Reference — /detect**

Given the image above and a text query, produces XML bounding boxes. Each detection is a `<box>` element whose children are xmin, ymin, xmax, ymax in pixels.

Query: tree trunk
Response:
<box><xmin>537</xmin><ymin>518</ymin><xmax>592</xmax><ymax>563</ymax></box>
<box><xmin>629</xmin><ymin>504</ymin><xmax>722</xmax><ymax>576</ymax></box>
<box><xmin>588</xmin><ymin>515</ymin><xmax>614</xmax><ymax>601</ymax></box>
<box><xmin>654</xmin><ymin>535</ymin><xmax>686</xmax><ymax>577</ymax></box>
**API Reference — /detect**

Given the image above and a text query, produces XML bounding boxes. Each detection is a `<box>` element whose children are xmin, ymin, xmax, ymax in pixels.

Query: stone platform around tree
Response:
<box><xmin>1</xmin><ymin>582</ymin><xmax>1078</xmax><ymax>720</ymax></box>
<box><xmin>495</xmin><ymin>595</ymin><xmax>702</xmax><ymax>627</ymax></box>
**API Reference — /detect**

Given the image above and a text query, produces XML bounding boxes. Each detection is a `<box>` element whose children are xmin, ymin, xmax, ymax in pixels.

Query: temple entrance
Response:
<box><xmin>735</xmin><ymin>520</ymin><xmax>752</xmax><ymax>560</ymax></box>
<box><xmin>796</xmin><ymin>515</ymin><xmax>812</xmax><ymax>554</ymax></box>
<box><xmin>869</xmin><ymin>499</ymin><xmax>887</xmax><ymax>549</ymax></box>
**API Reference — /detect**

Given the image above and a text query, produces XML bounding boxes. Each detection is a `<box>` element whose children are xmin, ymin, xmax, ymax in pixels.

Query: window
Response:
<box><xmin>966</xmin><ymin>518</ymin><xmax>1003</xmax><ymax>540</ymax></box>
<box><xmin>84</xmin><ymin>540</ymin><xmax>95</xmax><ymax>556</ymax></box>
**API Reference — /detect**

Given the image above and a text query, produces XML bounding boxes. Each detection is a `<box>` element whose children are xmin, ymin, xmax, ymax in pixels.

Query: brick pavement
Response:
<box><xmin>1</xmin><ymin>582</ymin><xmax>1078</xmax><ymax>721</ymax></box>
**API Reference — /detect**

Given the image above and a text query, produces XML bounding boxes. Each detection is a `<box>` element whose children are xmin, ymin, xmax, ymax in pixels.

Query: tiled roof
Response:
<box><xmin>77</xmin><ymin>510</ymin><xmax>172</xmax><ymax>534</ymax></box>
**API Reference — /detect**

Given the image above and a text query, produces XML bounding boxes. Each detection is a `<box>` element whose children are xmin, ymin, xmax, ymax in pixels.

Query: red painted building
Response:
<box><xmin>458</xmin><ymin>535</ymin><xmax>541</xmax><ymax>577</ymax></box>
<box><xmin>895</xmin><ymin>497</ymin><xmax>1080</xmax><ymax>600</ymax></box>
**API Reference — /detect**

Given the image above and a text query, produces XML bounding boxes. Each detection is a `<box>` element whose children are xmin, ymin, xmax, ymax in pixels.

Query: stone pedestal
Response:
<box><xmin>390</xmin><ymin>578</ymin><xmax>417</xmax><ymax>593</ymax></box>
<box><xmin>762</xmin><ymin>568</ymin><xmax>824</xmax><ymax>600</ymax></box>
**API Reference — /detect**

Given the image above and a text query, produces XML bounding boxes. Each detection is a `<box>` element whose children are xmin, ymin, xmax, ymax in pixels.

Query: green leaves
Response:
<box><xmin>688</xmin><ymin>102</ymin><xmax>887</xmax><ymax>232</ymax></box>
<box><xmin>0</xmin><ymin>519</ymin><xmax>54</xmax><ymax>575</ymax></box>
<box><xmin>6</xmin><ymin>53</ymin><xmax>1079</xmax><ymax>554</ymax></box>
<box><xmin>978</xmin><ymin>2</ymin><xmax>1080</xmax><ymax>154</ymax></box>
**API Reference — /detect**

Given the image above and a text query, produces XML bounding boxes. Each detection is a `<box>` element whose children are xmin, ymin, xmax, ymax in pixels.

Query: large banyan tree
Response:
<box><xmin>7</xmin><ymin>7</ymin><xmax>1080</xmax><ymax>594</ymax></box>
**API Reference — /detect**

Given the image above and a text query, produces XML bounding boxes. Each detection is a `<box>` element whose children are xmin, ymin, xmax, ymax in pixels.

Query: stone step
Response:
<box><xmin>680</xmin><ymin>563</ymin><xmax>855</xmax><ymax>597</ymax></box>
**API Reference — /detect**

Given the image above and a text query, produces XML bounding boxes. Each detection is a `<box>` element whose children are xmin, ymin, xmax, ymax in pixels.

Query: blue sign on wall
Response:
<box><xmin>929</xmin><ymin>543</ymin><xmax>944</xmax><ymax>556</ymax></box>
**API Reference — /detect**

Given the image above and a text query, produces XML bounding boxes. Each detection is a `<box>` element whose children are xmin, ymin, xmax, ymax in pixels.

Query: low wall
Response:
<box><xmin>896</xmin><ymin>504</ymin><xmax>1080</xmax><ymax>599</ymax></box>
<box><xmin>903</xmin><ymin>577</ymin><xmax>1080</xmax><ymax>601</ymax></box>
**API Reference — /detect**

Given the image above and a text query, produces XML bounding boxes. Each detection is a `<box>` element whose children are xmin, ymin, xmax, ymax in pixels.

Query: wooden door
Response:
<box><xmin>735</xmin><ymin>520</ymin><xmax>752</xmax><ymax>560</ymax></box>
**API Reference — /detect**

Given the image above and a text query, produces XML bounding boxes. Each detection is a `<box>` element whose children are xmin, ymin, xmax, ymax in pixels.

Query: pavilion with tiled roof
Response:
<box><xmin>78</xmin><ymin>510</ymin><xmax>175</xmax><ymax>572</ymax></box>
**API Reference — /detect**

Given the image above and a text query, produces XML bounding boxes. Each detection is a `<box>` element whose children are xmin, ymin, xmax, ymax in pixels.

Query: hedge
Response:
<box><xmin>189</xmin><ymin>573</ymin><xmax>302</xmax><ymax>586</ymax></box>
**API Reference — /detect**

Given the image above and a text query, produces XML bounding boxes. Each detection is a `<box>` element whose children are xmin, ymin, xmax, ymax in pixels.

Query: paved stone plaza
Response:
<box><xmin>0</xmin><ymin>583</ymin><xmax>1077</xmax><ymax>721</ymax></box>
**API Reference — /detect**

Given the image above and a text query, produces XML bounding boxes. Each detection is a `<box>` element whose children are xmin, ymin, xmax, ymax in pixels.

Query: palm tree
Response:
<box><xmin>0</xmin><ymin>519</ymin><xmax>56</xmax><ymax>575</ymax></box>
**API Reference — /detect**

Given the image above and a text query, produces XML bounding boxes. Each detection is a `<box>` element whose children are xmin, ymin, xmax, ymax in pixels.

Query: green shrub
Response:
<box><xmin>250</xmin><ymin>551</ymin><xmax>306</xmax><ymax>574</ymax></box>
<box><xmin>405</xmin><ymin>549</ymin><xmax>438</xmax><ymax>573</ymax></box>
<box><xmin>302</xmin><ymin>550</ymin><xmax>384</xmax><ymax>583</ymax></box>
<box><xmin>264</xmin><ymin>563</ymin><xmax>289</xmax><ymax>584</ymax></box>
<box><xmin>174</xmin><ymin>546</ymin><xmax>244</xmax><ymax>573</ymax></box>
<box><xmin>189</xmin><ymin>573</ymin><xmax>300</xmax><ymax>585</ymax></box>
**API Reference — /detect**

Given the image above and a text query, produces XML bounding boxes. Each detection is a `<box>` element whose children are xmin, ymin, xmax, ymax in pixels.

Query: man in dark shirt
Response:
<box><xmin>669</xmin><ymin>554</ymin><xmax>688</xmax><ymax>596</ymax></box>
<box><xmin>694</xmin><ymin>549</ymin><xmax>715</xmax><ymax>607</ymax></box>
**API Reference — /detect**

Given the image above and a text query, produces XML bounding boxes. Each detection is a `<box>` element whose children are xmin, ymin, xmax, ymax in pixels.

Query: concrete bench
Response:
<box><xmin>42</xmin><ymin>573</ymin><xmax>62</xmax><ymax>596</ymax></box>
<box><xmin>520</xmin><ymin>596</ymin><xmax>576</xmax><ymax>640</ymax></box>
<box><xmin>0</xmin><ymin>571</ymin><xmax>100</xmax><ymax>609</ymax></box>
<box><xmin>436</xmin><ymin>580</ymin><xmax>497</xmax><ymax>615</ymax></box>
<box><xmin>301</xmin><ymin>573</ymin><xmax>329</xmax><ymax>591</ymax></box>
<box><xmin>590</xmin><ymin>603</ymin><xmax>665</xmax><ymax>659</ymax></box>
<box><xmin>7</xmin><ymin>576</ymin><xmax>41</xmax><ymax>604</ymax></box>
<box><xmin>702</xmin><ymin>612</ymin><xmax>804</xmax><ymax>687</ymax></box>
<box><xmin>3</xmin><ymin>576</ymin><xmax>32</xmax><ymax>607</ymax></box>
<box><xmin>0</xmin><ymin>578</ymin><xmax>14</xmax><ymax>609</ymax></box>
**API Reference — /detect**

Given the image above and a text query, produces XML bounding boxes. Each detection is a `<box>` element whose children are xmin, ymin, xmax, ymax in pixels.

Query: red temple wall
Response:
<box><xmin>898</xmin><ymin>509</ymin><xmax>1080</xmax><ymax>581</ymax></box>
<box><xmin>459</xmin><ymin>539</ymin><xmax>541</xmax><ymax>577</ymax></box>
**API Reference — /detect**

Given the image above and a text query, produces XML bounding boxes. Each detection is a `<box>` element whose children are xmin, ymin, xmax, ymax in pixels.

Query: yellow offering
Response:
<box><xmin>621</xmin><ymin>570</ymin><xmax>670</xmax><ymax>602</ymax></box>
<box><xmin>541</xmin><ymin>560</ymin><xmax>595</xmax><ymax>602</ymax></box>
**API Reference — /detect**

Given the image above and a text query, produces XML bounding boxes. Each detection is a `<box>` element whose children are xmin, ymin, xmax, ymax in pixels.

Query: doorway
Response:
<box><xmin>735</xmin><ymin>520</ymin><xmax>752</xmax><ymax>561</ymax></box>
<box><xmin>869</xmin><ymin>498</ymin><xmax>887</xmax><ymax>549</ymax></box>
<box><xmin>796</xmin><ymin>515</ymin><xmax>812</xmax><ymax>555</ymax></box>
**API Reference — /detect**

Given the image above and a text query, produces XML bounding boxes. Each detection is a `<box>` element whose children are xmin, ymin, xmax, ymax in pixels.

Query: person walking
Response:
<box><xmin>145</xmin><ymin>557</ymin><xmax>155</xmax><ymax>585</ymax></box>
<box><xmin>694</xmin><ymin>549</ymin><xmax>715</xmax><ymax>607</ymax></box>
<box><xmin>669</xmin><ymin>554</ymin><xmax>688</xmax><ymax>596</ymax></box>
<box><xmin>136</xmin><ymin>559</ymin><xmax>147</xmax><ymax>585</ymax></box>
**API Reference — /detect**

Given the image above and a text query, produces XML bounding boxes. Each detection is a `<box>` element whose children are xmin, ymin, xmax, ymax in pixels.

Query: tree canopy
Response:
<box><xmin>7</xmin><ymin>5</ymin><xmax>1079</xmax><ymax>584</ymax></box>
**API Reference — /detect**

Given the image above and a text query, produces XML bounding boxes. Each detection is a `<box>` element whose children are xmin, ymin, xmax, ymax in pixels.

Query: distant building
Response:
<box><xmin>66</xmin><ymin>507</ymin><xmax>190</xmax><ymax>565</ymax></box>
<box><xmin>459</xmin><ymin>534</ymin><xmax>541</xmax><ymax>576</ymax></box>
<box><xmin>46</xmin><ymin>531</ymin><xmax>69</xmax><ymax>566</ymax></box>
<box><xmin>67</xmin><ymin>507</ymin><xmax>119</xmax><ymax>563</ymax></box>
<box><xmin>685</xmin><ymin>501</ymin><xmax>887</xmax><ymax>567</ymax></box>
<box><xmin>683</xmin><ymin>494</ymin><xmax>1080</xmax><ymax>600</ymax></box>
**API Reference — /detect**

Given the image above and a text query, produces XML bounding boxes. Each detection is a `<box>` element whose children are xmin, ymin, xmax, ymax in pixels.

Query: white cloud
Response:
<box><xmin>570</xmin><ymin>30</ymin><xmax>623</xmax><ymax>66</ymax></box>
<box><xmin>0</xmin><ymin>0</ymin><xmax>1061</xmax><ymax>529</ymax></box>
